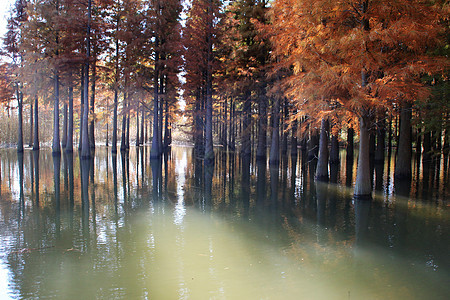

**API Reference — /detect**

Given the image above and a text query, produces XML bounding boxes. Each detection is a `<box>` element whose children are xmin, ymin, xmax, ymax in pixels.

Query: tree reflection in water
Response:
<box><xmin>0</xmin><ymin>146</ymin><xmax>448</xmax><ymax>299</ymax></box>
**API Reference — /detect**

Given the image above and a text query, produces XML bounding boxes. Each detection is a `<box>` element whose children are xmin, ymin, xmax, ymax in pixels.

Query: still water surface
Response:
<box><xmin>0</xmin><ymin>146</ymin><xmax>448</xmax><ymax>299</ymax></box>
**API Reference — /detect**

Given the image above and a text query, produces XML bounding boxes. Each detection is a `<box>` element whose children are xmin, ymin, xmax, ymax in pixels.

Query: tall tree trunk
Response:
<box><xmin>354</xmin><ymin>115</ymin><xmax>372</xmax><ymax>198</ymax></box>
<box><xmin>112</xmin><ymin>89</ymin><xmax>118</xmax><ymax>153</ymax></box>
<box><xmin>126</xmin><ymin>104</ymin><xmax>130</xmax><ymax>150</ymax></box>
<box><xmin>222</xmin><ymin>97</ymin><xmax>228</xmax><ymax>149</ymax></box>
<box><xmin>29</xmin><ymin>103</ymin><xmax>33</xmax><ymax>147</ymax></box>
<box><xmin>66</xmin><ymin>85</ymin><xmax>74</xmax><ymax>152</ymax></box>
<box><xmin>269</xmin><ymin>98</ymin><xmax>280</xmax><ymax>166</ymax></box>
<box><xmin>423</xmin><ymin>130</ymin><xmax>432</xmax><ymax>162</ymax></box>
<box><xmin>394</xmin><ymin>104</ymin><xmax>412</xmax><ymax>180</ymax></box>
<box><xmin>256</xmin><ymin>94</ymin><xmax>267</xmax><ymax>160</ymax></box>
<box><xmin>346</xmin><ymin>126</ymin><xmax>354</xmax><ymax>159</ymax></box>
<box><xmin>33</xmin><ymin>94</ymin><xmax>39</xmax><ymax>150</ymax></box>
<box><xmin>140</xmin><ymin>106</ymin><xmax>144</xmax><ymax>145</ymax></box>
<box><xmin>316</xmin><ymin>118</ymin><xmax>329</xmax><ymax>182</ymax></box>
<box><xmin>136</xmin><ymin>103</ymin><xmax>140</xmax><ymax>146</ymax></box>
<box><xmin>150</xmin><ymin>39</ymin><xmax>160</xmax><ymax>159</ymax></box>
<box><xmin>241</xmin><ymin>92</ymin><xmax>252</xmax><ymax>157</ymax></box>
<box><xmin>17</xmin><ymin>86</ymin><xmax>24</xmax><ymax>153</ymax></box>
<box><xmin>330</xmin><ymin>131</ymin><xmax>339</xmax><ymax>165</ymax></box>
<box><xmin>291</xmin><ymin>115</ymin><xmax>298</xmax><ymax>157</ymax></box>
<box><xmin>158</xmin><ymin>75</ymin><xmax>164</xmax><ymax>154</ymax></box>
<box><xmin>164</xmin><ymin>99</ymin><xmax>170</xmax><ymax>149</ymax></box>
<box><xmin>79</xmin><ymin>66</ymin><xmax>84</xmax><ymax>151</ymax></box>
<box><xmin>52</xmin><ymin>72</ymin><xmax>61</xmax><ymax>154</ymax></box>
<box><xmin>374</xmin><ymin>116</ymin><xmax>386</xmax><ymax>163</ymax></box>
<box><xmin>89</xmin><ymin>62</ymin><xmax>96</xmax><ymax>150</ymax></box>
<box><xmin>106</xmin><ymin>97</ymin><xmax>109</xmax><ymax>147</ymax></box>
<box><xmin>205</xmin><ymin>5</ymin><xmax>214</xmax><ymax>164</ymax></box>
<box><xmin>80</xmin><ymin>0</ymin><xmax>91</xmax><ymax>159</ymax></box>
<box><xmin>281</xmin><ymin>99</ymin><xmax>288</xmax><ymax>156</ymax></box>
<box><xmin>121</xmin><ymin>92</ymin><xmax>127</xmax><ymax>151</ymax></box>
<box><xmin>62</xmin><ymin>98</ymin><xmax>68</xmax><ymax>149</ymax></box>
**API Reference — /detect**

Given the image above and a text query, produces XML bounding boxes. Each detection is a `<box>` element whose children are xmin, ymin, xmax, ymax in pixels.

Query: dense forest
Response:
<box><xmin>0</xmin><ymin>0</ymin><xmax>449</xmax><ymax>199</ymax></box>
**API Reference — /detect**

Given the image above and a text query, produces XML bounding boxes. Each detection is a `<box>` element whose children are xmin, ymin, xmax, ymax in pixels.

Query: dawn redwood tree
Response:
<box><xmin>80</xmin><ymin>0</ymin><xmax>92</xmax><ymax>158</ymax></box>
<box><xmin>270</xmin><ymin>0</ymin><xmax>449</xmax><ymax>198</ymax></box>
<box><xmin>218</xmin><ymin>0</ymin><xmax>270</xmax><ymax>159</ymax></box>
<box><xmin>183</xmin><ymin>0</ymin><xmax>221</xmax><ymax>161</ymax></box>
<box><xmin>3</xmin><ymin>0</ymin><xmax>27</xmax><ymax>153</ymax></box>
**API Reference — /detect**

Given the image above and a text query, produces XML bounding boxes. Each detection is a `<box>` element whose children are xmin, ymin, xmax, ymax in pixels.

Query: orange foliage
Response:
<box><xmin>269</xmin><ymin>0</ymin><xmax>449</xmax><ymax>121</ymax></box>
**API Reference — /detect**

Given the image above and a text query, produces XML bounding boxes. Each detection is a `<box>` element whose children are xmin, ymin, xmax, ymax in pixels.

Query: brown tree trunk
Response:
<box><xmin>354</xmin><ymin>115</ymin><xmax>372</xmax><ymax>199</ymax></box>
<box><xmin>316</xmin><ymin>118</ymin><xmax>329</xmax><ymax>182</ymax></box>
<box><xmin>269</xmin><ymin>98</ymin><xmax>280</xmax><ymax>166</ymax></box>
<box><xmin>394</xmin><ymin>104</ymin><xmax>412</xmax><ymax>180</ymax></box>
<box><xmin>33</xmin><ymin>94</ymin><xmax>39</xmax><ymax>150</ymax></box>
<box><xmin>66</xmin><ymin>85</ymin><xmax>74</xmax><ymax>153</ymax></box>
<box><xmin>330</xmin><ymin>131</ymin><xmax>339</xmax><ymax>165</ymax></box>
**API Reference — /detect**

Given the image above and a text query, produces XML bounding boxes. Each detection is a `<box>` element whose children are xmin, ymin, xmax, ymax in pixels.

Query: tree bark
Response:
<box><xmin>241</xmin><ymin>92</ymin><xmax>252</xmax><ymax>157</ymax></box>
<box><xmin>330</xmin><ymin>131</ymin><xmax>339</xmax><ymax>165</ymax></box>
<box><xmin>374</xmin><ymin>116</ymin><xmax>386</xmax><ymax>163</ymax></box>
<box><xmin>269</xmin><ymin>98</ymin><xmax>280</xmax><ymax>166</ymax></box>
<box><xmin>256</xmin><ymin>94</ymin><xmax>267</xmax><ymax>160</ymax></box>
<box><xmin>66</xmin><ymin>85</ymin><xmax>74</xmax><ymax>153</ymax></box>
<box><xmin>346</xmin><ymin>126</ymin><xmax>354</xmax><ymax>159</ymax></box>
<box><xmin>121</xmin><ymin>92</ymin><xmax>127</xmax><ymax>151</ymax></box>
<box><xmin>89</xmin><ymin>62</ymin><xmax>96</xmax><ymax>150</ymax></box>
<box><xmin>80</xmin><ymin>0</ymin><xmax>91</xmax><ymax>159</ymax></box>
<box><xmin>52</xmin><ymin>72</ymin><xmax>61</xmax><ymax>154</ymax></box>
<box><xmin>79</xmin><ymin>66</ymin><xmax>84</xmax><ymax>151</ymax></box>
<box><xmin>150</xmin><ymin>39</ymin><xmax>161</xmax><ymax>159</ymax></box>
<box><xmin>112</xmin><ymin>89</ymin><xmax>118</xmax><ymax>153</ymax></box>
<box><xmin>17</xmin><ymin>86</ymin><xmax>24</xmax><ymax>153</ymax></box>
<box><xmin>394</xmin><ymin>104</ymin><xmax>412</xmax><ymax>180</ymax></box>
<box><xmin>62</xmin><ymin>98</ymin><xmax>68</xmax><ymax>149</ymax></box>
<box><xmin>291</xmin><ymin>115</ymin><xmax>298</xmax><ymax>157</ymax></box>
<box><xmin>316</xmin><ymin>118</ymin><xmax>329</xmax><ymax>182</ymax></box>
<box><xmin>354</xmin><ymin>115</ymin><xmax>372</xmax><ymax>199</ymax></box>
<box><xmin>29</xmin><ymin>103</ymin><xmax>33</xmax><ymax>147</ymax></box>
<box><xmin>33</xmin><ymin>94</ymin><xmax>39</xmax><ymax>150</ymax></box>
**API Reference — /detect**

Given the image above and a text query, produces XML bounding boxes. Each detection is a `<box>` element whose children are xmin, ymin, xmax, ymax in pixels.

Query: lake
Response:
<box><xmin>0</xmin><ymin>146</ymin><xmax>448</xmax><ymax>299</ymax></box>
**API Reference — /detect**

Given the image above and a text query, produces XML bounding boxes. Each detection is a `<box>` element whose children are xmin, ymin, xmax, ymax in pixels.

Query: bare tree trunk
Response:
<box><xmin>354</xmin><ymin>115</ymin><xmax>372</xmax><ymax>199</ymax></box>
<box><xmin>330</xmin><ymin>131</ymin><xmax>339</xmax><ymax>165</ymax></box>
<box><xmin>29</xmin><ymin>103</ymin><xmax>33</xmax><ymax>147</ymax></box>
<box><xmin>136</xmin><ymin>103</ymin><xmax>140</xmax><ymax>147</ymax></box>
<box><xmin>52</xmin><ymin>72</ymin><xmax>61</xmax><ymax>154</ymax></box>
<box><xmin>80</xmin><ymin>0</ymin><xmax>92</xmax><ymax>158</ymax></box>
<box><xmin>150</xmin><ymin>39</ymin><xmax>161</xmax><ymax>159</ymax></box>
<box><xmin>17</xmin><ymin>86</ymin><xmax>24</xmax><ymax>153</ymax></box>
<box><xmin>79</xmin><ymin>66</ymin><xmax>84</xmax><ymax>152</ymax></box>
<box><xmin>346</xmin><ymin>126</ymin><xmax>354</xmax><ymax>159</ymax></box>
<box><xmin>374</xmin><ymin>116</ymin><xmax>386</xmax><ymax>163</ymax></box>
<box><xmin>394</xmin><ymin>104</ymin><xmax>412</xmax><ymax>180</ymax></box>
<box><xmin>121</xmin><ymin>92</ymin><xmax>127</xmax><ymax>151</ymax></box>
<box><xmin>33</xmin><ymin>94</ymin><xmax>39</xmax><ymax>150</ymax></box>
<box><xmin>89</xmin><ymin>61</ymin><xmax>96</xmax><ymax>150</ymax></box>
<box><xmin>112</xmin><ymin>89</ymin><xmax>118</xmax><ymax>153</ymax></box>
<box><xmin>316</xmin><ymin>118</ymin><xmax>329</xmax><ymax>182</ymax></box>
<box><xmin>62</xmin><ymin>98</ymin><xmax>68</xmax><ymax>149</ymax></box>
<box><xmin>140</xmin><ymin>105</ymin><xmax>144</xmax><ymax>145</ymax></box>
<box><xmin>66</xmin><ymin>85</ymin><xmax>74</xmax><ymax>152</ymax></box>
<box><xmin>291</xmin><ymin>115</ymin><xmax>298</xmax><ymax>157</ymax></box>
<box><xmin>269</xmin><ymin>98</ymin><xmax>280</xmax><ymax>166</ymax></box>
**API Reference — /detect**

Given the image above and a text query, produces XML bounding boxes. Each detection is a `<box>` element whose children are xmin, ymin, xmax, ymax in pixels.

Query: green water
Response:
<box><xmin>0</xmin><ymin>146</ymin><xmax>448</xmax><ymax>299</ymax></box>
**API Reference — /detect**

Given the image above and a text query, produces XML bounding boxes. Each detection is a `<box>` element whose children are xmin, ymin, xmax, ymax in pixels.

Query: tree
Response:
<box><xmin>269</xmin><ymin>0</ymin><xmax>449</xmax><ymax>198</ymax></box>
<box><xmin>3</xmin><ymin>0</ymin><xmax>28</xmax><ymax>153</ymax></box>
<box><xmin>183</xmin><ymin>0</ymin><xmax>221</xmax><ymax>161</ymax></box>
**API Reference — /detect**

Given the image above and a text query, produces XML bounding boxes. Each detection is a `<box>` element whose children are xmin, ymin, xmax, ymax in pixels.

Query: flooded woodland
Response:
<box><xmin>1</xmin><ymin>0</ymin><xmax>449</xmax><ymax>298</ymax></box>
<box><xmin>0</xmin><ymin>146</ymin><xmax>448</xmax><ymax>299</ymax></box>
